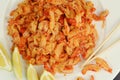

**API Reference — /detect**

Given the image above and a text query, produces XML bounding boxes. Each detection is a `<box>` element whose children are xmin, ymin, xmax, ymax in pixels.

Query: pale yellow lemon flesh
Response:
<box><xmin>27</xmin><ymin>64</ymin><xmax>39</xmax><ymax>80</ymax></box>
<box><xmin>40</xmin><ymin>70</ymin><xmax>55</xmax><ymax>80</ymax></box>
<box><xmin>12</xmin><ymin>47</ymin><xmax>22</xmax><ymax>80</ymax></box>
<box><xmin>0</xmin><ymin>43</ymin><xmax>12</xmax><ymax>71</ymax></box>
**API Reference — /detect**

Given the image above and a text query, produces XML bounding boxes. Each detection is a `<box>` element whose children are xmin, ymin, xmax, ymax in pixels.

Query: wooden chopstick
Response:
<box><xmin>88</xmin><ymin>39</ymin><xmax>120</xmax><ymax>64</ymax></box>
<box><xmin>80</xmin><ymin>23</ymin><xmax>120</xmax><ymax>68</ymax></box>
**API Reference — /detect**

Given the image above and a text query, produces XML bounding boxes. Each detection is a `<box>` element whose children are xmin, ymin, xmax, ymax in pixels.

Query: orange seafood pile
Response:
<box><xmin>7</xmin><ymin>0</ymin><xmax>108</xmax><ymax>74</ymax></box>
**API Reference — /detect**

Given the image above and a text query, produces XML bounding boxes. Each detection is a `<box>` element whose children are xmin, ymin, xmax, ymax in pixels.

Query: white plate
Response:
<box><xmin>0</xmin><ymin>0</ymin><xmax>120</xmax><ymax>80</ymax></box>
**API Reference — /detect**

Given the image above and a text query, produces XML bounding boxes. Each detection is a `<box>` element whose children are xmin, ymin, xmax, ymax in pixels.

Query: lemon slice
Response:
<box><xmin>12</xmin><ymin>47</ymin><xmax>22</xmax><ymax>80</ymax></box>
<box><xmin>40</xmin><ymin>70</ymin><xmax>55</xmax><ymax>80</ymax></box>
<box><xmin>27</xmin><ymin>64</ymin><xmax>39</xmax><ymax>80</ymax></box>
<box><xmin>0</xmin><ymin>43</ymin><xmax>12</xmax><ymax>71</ymax></box>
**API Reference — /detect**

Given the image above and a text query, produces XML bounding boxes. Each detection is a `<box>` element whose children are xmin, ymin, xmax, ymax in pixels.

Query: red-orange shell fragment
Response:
<box><xmin>77</xmin><ymin>77</ymin><xmax>84</xmax><ymax>80</ymax></box>
<box><xmin>90</xmin><ymin>75</ymin><xmax>94</xmax><ymax>80</ymax></box>
<box><xmin>82</xmin><ymin>64</ymin><xmax>101</xmax><ymax>75</ymax></box>
<box><xmin>92</xmin><ymin>10</ymin><xmax>109</xmax><ymax>21</ymax></box>
<box><xmin>95</xmin><ymin>57</ymin><xmax>112</xmax><ymax>73</ymax></box>
<box><xmin>61</xmin><ymin>65</ymin><xmax>73</xmax><ymax>74</ymax></box>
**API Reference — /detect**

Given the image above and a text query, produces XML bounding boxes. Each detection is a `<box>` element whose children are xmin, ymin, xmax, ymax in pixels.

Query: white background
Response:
<box><xmin>0</xmin><ymin>0</ymin><xmax>120</xmax><ymax>80</ymax></box>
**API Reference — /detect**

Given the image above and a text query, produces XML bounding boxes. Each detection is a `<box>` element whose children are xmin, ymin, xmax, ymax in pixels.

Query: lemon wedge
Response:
<box><xmin>12</xmin><ymin>47</ymin><xmax>22</xmax><ymax>80</ymax></box>
<box><xmin>0</xmin><ymin>43</ymin><xmax>12</xmax><ymax>71</ymax></box>
<box><xmin>27</xmin><ymin>64</ymin><xmax>39</xmax><ymax>80</ymax></box>
<box><xmin>40</xmin><ymin>70</ymin><xmax>55</xmax><ymax>80</ymax></box>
